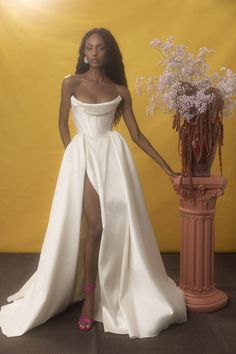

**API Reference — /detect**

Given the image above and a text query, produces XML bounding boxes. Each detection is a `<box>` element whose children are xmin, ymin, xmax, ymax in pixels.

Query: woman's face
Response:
<box><xmin>84</xmin><ymin>33</ymin><xmax>107</xmax><ymax>67</ymax></box>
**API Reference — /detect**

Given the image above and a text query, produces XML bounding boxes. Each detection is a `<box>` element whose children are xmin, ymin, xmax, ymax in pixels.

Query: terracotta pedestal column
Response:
<box><xmin>171</xmin><ymin>175</ymin><xmax>229</xmax><ymax>312</ymax></box>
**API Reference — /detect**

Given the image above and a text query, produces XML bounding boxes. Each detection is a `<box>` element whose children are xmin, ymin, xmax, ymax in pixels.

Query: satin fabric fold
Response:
<box><xmin>0</xmin><ymin>95</ymin><xmax>187</xmax><ymax>338</ymax></box>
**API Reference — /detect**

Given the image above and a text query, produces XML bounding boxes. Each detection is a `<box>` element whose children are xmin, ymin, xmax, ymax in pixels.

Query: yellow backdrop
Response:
<box><xmin>0</xmin><ymin>0</ymin><xmax>235</xmax><ymax>252</ymax></box>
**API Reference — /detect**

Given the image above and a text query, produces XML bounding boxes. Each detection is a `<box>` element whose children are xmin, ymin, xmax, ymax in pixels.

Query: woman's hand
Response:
<box><xmin>166</xmin><ymin>170</ymin><xmax>182</xmax><ymax>183</ymax></box>
<box><xmin>169</xmin><ymin>171</ymin><xmax>181</xmax><ymax>177</ymax></box>
<box><xmin>163</xmin><ymin>166</ymin><xmax>182</xmax><ymax>178</ymax></box>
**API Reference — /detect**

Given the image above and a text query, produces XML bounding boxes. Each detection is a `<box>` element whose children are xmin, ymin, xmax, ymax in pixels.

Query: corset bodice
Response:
<box><xmin>70</xmin><ymin>95</ymin><xmax>122</xmax><ymax>137</ymax></box>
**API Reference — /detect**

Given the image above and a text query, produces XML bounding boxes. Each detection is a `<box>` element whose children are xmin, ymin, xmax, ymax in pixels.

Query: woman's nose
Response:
<box><xmin>92</xmin><ymin>47</ymin><xmax>98</xmax><ymax>56</ymax></box>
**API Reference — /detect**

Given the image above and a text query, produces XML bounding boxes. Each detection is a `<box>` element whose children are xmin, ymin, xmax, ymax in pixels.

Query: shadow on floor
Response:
<box><xmin>0</xmin><ymin>253</ymin><xmax>235</xmax><ymax>354</ymax></box>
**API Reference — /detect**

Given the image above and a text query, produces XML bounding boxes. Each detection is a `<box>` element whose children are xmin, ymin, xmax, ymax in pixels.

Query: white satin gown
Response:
<box><xmin>0</xmin><ymin>94</ymin><xmax>187</xmax><ymax>338</ymax></box>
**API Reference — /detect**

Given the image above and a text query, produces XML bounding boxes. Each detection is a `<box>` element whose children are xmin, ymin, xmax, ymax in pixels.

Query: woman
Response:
<box><xmin>0</xmin><ymin>27</ymin><xmax>187</xmax><ymax>339</ymax></box>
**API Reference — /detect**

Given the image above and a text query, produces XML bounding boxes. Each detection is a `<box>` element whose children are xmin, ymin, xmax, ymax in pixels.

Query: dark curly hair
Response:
<box><xmin>74</xmin><ymin>27</ymin><xmax>128</xmax><ymax>125</ymax></box>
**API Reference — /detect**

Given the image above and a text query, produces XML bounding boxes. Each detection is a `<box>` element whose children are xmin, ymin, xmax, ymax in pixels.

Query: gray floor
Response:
<box><xmin>0</xmin><ymin>253</ymin><xmax>235</xmax><ymax>354</ymax></box>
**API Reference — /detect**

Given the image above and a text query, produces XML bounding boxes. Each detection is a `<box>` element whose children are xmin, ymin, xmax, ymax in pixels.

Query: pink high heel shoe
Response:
<box><xmin>77</xmin><ymin>283</ymin><xmax>96</xmax><ymax>331</ymax></box>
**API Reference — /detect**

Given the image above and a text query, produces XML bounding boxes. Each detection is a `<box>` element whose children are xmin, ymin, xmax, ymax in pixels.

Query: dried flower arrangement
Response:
<box><xmin>135</xmin><ymin>36</ymin><xmax>236</xmax><ymax>180</ymax></box>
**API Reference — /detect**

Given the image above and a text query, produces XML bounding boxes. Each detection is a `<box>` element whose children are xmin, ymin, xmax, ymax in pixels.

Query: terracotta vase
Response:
<box><xmin>191</xmin><ymin>135</ymin><xmax>218</xmax><ymax>177</ymax></box>
<box><xmin>177</xmin><ymin>96</ymin><xmax>223</xmax><ymax>178</ymax></box>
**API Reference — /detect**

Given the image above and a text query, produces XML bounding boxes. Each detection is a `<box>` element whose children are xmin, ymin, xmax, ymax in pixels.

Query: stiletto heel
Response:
<box><xmin>77</xmin><ymin>283</ymin><xmax>96</xmax><ymax>331</ymax></box>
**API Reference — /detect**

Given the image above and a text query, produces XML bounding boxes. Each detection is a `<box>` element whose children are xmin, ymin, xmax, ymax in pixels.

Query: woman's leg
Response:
<box><xmin>79</xmin><ymin>172</ymin><xmax>103</xmax><ymax>329</ymax></box>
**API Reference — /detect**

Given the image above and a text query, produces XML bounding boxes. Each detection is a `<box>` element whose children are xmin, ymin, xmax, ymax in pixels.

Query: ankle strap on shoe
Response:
<box><xmin>83</xmin><ymin>284</ymin><xmax>96</xmax><ymax>293</ymax></box>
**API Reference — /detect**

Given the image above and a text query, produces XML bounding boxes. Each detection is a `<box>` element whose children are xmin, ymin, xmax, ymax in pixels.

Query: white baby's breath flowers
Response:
<box><xmin>135</xmin><ymin>37</ymin><xmax>236</xmax><ymax>121</ymax></box>
<box><xmin>135</xmin><ymin>76</ymin><xmax>144</xmax><ymax>95</ymax></box>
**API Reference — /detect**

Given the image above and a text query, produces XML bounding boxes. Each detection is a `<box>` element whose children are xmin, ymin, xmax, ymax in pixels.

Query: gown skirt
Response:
<box><xmin>0</xmin><ymin>94</ymin><xmax>187</xmax><ymax>338</ymax></box>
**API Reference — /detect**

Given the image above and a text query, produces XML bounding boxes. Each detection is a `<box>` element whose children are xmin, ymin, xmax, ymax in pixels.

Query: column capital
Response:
<box><xmin>171</xmin><ymin>176</ymin><xmax>228</xmax><ymax>210</ymax></box>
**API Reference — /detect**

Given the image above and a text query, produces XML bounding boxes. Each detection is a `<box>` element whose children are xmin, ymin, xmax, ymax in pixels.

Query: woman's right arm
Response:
<box><xmin>58</xmin><ymin>76</ymin><xmax>73</xmax><ymax>149</ymax></box>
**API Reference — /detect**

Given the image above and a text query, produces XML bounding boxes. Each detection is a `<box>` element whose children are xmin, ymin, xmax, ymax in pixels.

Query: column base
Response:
<box><xmin>179</xmin><ymin>286</ymin><xmax>229</xmax><ymax>312</ymax></box>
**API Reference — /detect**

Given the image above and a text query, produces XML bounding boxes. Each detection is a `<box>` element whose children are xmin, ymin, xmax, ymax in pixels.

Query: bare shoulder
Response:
<box><xmin>115</xmin><ymin>84</ymin><xmax>132</xmax><ymax>103</ymax></box>
<box><xmin>61</xmin><ymin>74</ymin><xmax>83</xmax><ymax>96</ymax></box>
<box><xmin>62</xmin><ymin>74</ymin><xmax>82</xmax><ymax>85</ymax></box>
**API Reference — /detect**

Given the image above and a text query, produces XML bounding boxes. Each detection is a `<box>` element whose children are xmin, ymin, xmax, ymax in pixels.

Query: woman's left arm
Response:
<box><xmin>120</xmin><ymin>87</ymin><xmax>179</xmax><ymax>177</ymax></box>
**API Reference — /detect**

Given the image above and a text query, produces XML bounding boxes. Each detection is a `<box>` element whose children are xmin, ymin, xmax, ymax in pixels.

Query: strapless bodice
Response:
<box><xmin>70</xmin><ymin>95</ymin><xmax>122</xmax><ymax>137</ymax></box>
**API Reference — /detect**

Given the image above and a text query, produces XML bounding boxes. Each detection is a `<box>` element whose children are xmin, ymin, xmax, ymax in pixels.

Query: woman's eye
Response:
<box><xmin>85</xmin><ymin>46</ymin><xmax>105</xmax><ymax>51</ymax></box>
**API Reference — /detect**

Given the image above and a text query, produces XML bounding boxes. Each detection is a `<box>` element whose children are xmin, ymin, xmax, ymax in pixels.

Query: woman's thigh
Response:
<box><xmin>83</xmin><ymin>172</ymin><xmax>103</xmax><ymax>238</ymax></box>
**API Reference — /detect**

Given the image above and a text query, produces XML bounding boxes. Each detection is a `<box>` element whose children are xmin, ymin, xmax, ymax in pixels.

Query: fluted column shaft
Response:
<box><xmin>172</xmin><ymin>176</ymin><xmax>229</xmax><ymax>312</ymax></box>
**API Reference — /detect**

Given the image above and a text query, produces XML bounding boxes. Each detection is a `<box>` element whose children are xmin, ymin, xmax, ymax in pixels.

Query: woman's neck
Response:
<box><xmin>84</xmin><ymin>67</ymin><xmax>106</xmax><ymax>83</ymax></box>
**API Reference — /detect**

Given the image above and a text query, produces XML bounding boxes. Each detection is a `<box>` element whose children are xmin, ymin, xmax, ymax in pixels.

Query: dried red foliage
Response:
<box><xmin>172</xmin><ymin>87</ymin><xmax>224</xmax><ymax>193</ymax></box>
